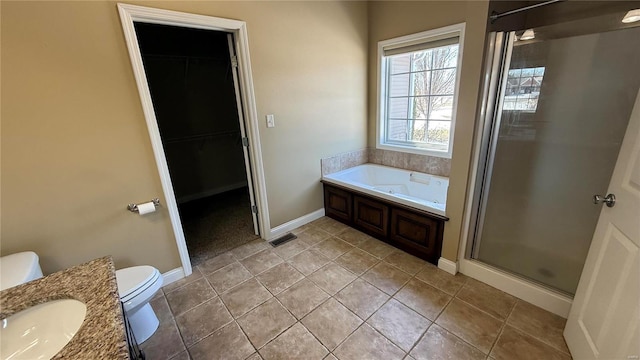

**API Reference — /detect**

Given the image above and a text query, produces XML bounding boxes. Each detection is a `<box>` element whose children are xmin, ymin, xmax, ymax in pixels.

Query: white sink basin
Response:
<box><xmin>0</xmin><ymin>299</ymin><xmax>86</xmax><ymax>360</ymax></box>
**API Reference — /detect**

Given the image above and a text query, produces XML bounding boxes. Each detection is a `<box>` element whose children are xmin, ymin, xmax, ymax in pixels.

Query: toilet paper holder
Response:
<box><xmin>127</xmin><ymin>198</ymin><xmax>161</xmax><ymax>213</ymax></box>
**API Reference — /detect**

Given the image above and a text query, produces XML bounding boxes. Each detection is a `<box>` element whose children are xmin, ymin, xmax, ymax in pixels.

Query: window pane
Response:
<box><xmin>521</xmin><ymin>68</ymin><xmax>535</xmax><ymax>77</ymax></box>
<box><xmin>412</xmin><ymin>71</ymin><xmax>431</xmax><ymax>96</ymax></box>
<box><xmin>388</xmin><ymin>97</ymin><xmax>409</xmax><ymax>119</ymax></box>
<box><xmin>390</xmin><ymin>54</ymin><xmax>411</xmax><ymax>74</ymax></box>
<box><xmin>432</xmin><ymin>45</ymin><xmax>458</xmax><ymax>69</ymax></box>
<box><xmin>411</xmin><ymin>96</ymin><xmax>429</xmax><ymax>119</ymax></box>
<box><xmin>534</xmin><ymin>67</ymin><xmax>545</xmax><ymax>76</ymax></box>
<box><xmin>411</xmin><ymin>50</ymin><xmax>432</xmax><ymax>71</ymax></box>
<box><xmin>508</xmin><ymin>69</ymin><xmax>521</xmax><ymax>78</ymax></box>
<box><xmin>389</xmin><ymin>73</ymin><xmax>410</xmax><ymax>97</ymax></box>
<box><xmin>427</xmin><ymin>121</ymin><xmax>451</xmax><ymax>145</ymax></box>
<box><xmin>429</xmin><ymin>96</ymin><xmax>454</xmax><ymax>120</ymax></box>
<box><xmin>387</xmin><ymin>120</ymin><xmax>408</xmax><ymax>141</ymax></box>
<box><xmin>430</xmin><ymin>69</ymin><xmax>456</xmax><ymax>95</ymax></box>
<box><xmin>409</xmin><ymin>120</ymin><xmax>428</xmax><ymax>142</ymax></box>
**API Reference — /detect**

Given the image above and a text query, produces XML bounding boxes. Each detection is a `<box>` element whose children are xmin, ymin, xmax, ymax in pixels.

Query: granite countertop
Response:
<box><xmin>0</xmin><ymin>256</ymin><xmax>130</xmax><ymax>359</ymax></box>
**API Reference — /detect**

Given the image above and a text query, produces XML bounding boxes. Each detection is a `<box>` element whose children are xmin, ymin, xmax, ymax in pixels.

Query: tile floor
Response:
<box><xmin>141</xmin><ymin>217</ymin><xmax>572</xmax><ymax>360</ymax></box>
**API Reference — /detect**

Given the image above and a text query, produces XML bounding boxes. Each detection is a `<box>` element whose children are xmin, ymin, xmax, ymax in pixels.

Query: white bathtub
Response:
<box><xmin>322</xmin><ymin>164</ymin><xmax>448</xmax><ymax>217</ymax></box>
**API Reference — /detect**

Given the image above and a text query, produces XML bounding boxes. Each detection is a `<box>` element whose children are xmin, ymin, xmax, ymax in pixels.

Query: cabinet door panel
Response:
<box><xmin>354</xmin><ymin>196</ymin><xmax>388</xmax><ymax>237</ymax></box>
<box><xmin>390</xmin><ymin>208</ymin><xmax>441</xmax><ymax>261</ymax></box>
<box><xmin>324</xmin><ymin>186</ymin><xmax>352</xmax><ymax>222</ymax></box>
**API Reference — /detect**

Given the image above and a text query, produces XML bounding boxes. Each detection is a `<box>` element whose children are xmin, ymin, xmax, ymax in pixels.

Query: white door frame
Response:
<box><xmin>117</xmin><ymin>3</ymin><xmax>271</xmax><ymax>276</ymax></box>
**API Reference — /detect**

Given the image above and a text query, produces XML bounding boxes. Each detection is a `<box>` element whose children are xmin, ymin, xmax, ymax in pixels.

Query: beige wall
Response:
<box><xmin>368</xmin><ymin>1</ymin><xmax>489</xmax><ymax>261</ymax></box>
<box><xmin>1</xmin><ymin>1</ymin><xmax>368</xmax><ymax>274</ymax></box>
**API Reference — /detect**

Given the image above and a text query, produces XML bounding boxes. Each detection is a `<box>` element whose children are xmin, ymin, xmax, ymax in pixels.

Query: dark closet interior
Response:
<box><xmin>135</xmin><ymin>22</ymin><xmax>258</xmax><ymax>265</ymax></box>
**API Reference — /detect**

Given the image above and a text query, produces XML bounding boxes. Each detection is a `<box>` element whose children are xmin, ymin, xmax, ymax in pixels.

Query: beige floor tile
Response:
<box><xmin>240</xmin><ymin>249</ymin><xmax>284</xmax><ymax>275</ymax></box>
<box><xmin>435</xmin><ymin>298</ymin><xmax>502</xmax><ymax>354</ymax></box>
<box><xmin>456</xmin><ymin>278</ymin><xmax>517</xmax><ymax>320</ymax></box>
<box><xmin>175</xmin><ymin>297</ymin><xmax>233</xmax><ymax>346</ymax></box>
<box><xmin>308</xmin><ymin>263</ymin><xmax>357</xmax><ymax>295</ymax></box>
<box><xmin>358</xmin><ymin>238</ymin><xmax>396</xmax><ymax>259</ymax></box>
<box><xmin>410</xmin><ymin>324</ymin><xmax>485</xmax><ymax>360</ymax></box>
<box><xmin>231</xmin><ymin>239</ymin><xmax>271</xmax><ymax>260</ymax></box>
<box><xmin>302</xmin><ymin>298</ymin><xmax>363</xmax><ymax>350</ymax></box>
<box><xmin>415</xmin><ymin>265</ymin><xmax>467</xmax><ymax>296</ymax></box>
<box><xmin>259</xmin><ymin>323</ymin><xmax>328</xmax><ymax>360</ymax></box>
<box><xmin>277</xmin><ymin>279</ymin><xmax>330</xmax><ymax>319</ymax></box>
<box><xmin>313</xmin><ymin>237</ymin><xmax>354</xmax><ymax>260</ymax></box>
<box><xmin>151</xmin><ymin>288</ymin><xmax>165</xmax><ymax>301</ymax></box>
<box><xmin>188</xmin><ymin>322</ymin><xmax>255</xmax><ymax>360</ymax></box>
<box><xmin>220</xmin><ymin>278</ymin><xmax>272</xmax><ymax>318</ymax></box>
<box><xmin>140</xmin><ymin>318</ymin><xmax>185</xmax><ymax>360</ymax></box>
<box><xmin>335</xmin><ymin>227</ymin><xmax>373</xmax><ymax>247</ymax></box>
<box><xmin>256</xmin><ymin>262</ymin><xmax>304</xmax><ymax>295</ymax></box>
<box><xmin>291</xmin><ymin>223</ymin><xmax>315</xmax><ymax>235</ymax></box>
<box><xmin>163</xmin><ymin>267</ymin><xmax>203</xmax><ymax>293</ymax></box>
<box><xmin>335</xmin><ymin>279</ymin><xmax>389</xmax><ymax>320</ymax></box>
<box><xmin>490</xmin><ymin>325</ymin><xmax>571</xmax><ymax>360</ymax></box>
<box><xmin>367</xmin><ymin>299</ymin><xmax>430</xmax><ymax>352</ymax></box>
<box><xmin>205</xmin><ymin>262</ymin><xmax>252</xmax><ymax>294</ymax></box>
<box><xmin>506</xmin><ymin>301</ymin><xmax>569</xmax><ymax>354</ymax></box>
<box><xmin>272</xmin><ymin>238</ymin><xmax>309</xmax><ymax>259</ymax></box>
<box><xmin>314</xmin><ymin>217</ymin><xmax>350</xmax><ymax>235</ymax></box>
<box><xmin>324</xmin><ymin>354</ymin><xmax>338</xmax><ymax>360</ymax></box>
<box><xmin>246</xmin><ymin>353</ymin><xmax>263</xmax><ymax>360</ymax></box>
<box><xmin>287</xmin><ymin>249</ymin><xmax>331</xmax><ymax>275</ymax></box>
<box><xmin>297</xmin><ymin>227</ymin><xmax>332</xmax><ymax>245</ymax></box>
<box><xmin>384</xmin><ymin>251</ymin><xmax>428</xmax><ymax>275</ymax></box>
<box><xmin>198</xmin><ymin>252</ymin><xmax>237</xmax><ymax>275</ymax></box>
<box><xmin>237</xmin><ymin>298</ymin><xmax>296</xmax><ymax>349</ymax></box>
<box><xmin>169</xmin><ymin>350</ymin><xmax>190</xmax><ymax>360</ymax></box>
<box><xmin>334</xmin><ymin>323</ymin><xmax>405</xmax><ymax>360</ymax></box>
<box><xmin>362</xmin><ymin>262</ymin><xmax>411</xmax><ymax>295</ymax></box>
<box><xmin>335</xmin><ymin>248</ymin><xmax>379</xmax><ymax>276</ymax></box>
<box><xmin>165</xmin><ymin>278</ymin><xmax>216</xmax><ymax>316</ymax></box>
<box><xmin>394</xmin><ymin>278</ymin><xmax>451</xmax><ymax>321</ymax></box>
<box><xmin>150</xmin><ymin>294</ymin><xmax>174</xmax><ymax>324</ymax></box>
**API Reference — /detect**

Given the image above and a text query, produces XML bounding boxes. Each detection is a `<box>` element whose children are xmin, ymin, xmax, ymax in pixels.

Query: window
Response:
<box><xmin>503</xmin><ymin>67</ymin><xmax>545</xmax><ymax>112</ymax></box>
<box><xmin>377</xmin><ymin>24</ymin><xmax>465</xmax><ymax>158</ymax></box>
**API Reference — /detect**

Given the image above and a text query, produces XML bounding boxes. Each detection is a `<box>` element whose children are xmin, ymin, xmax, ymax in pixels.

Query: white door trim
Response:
<box><xmin>117</xmin><ymin>3</ymin><xmax>271</xmax><ymax>276</ymax></box>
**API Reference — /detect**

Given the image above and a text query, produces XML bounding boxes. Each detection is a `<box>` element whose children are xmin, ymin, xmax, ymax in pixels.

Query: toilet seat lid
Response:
<box><xmin>0</xmin><ymin>252</ymin><xmax>41</xmax><ymax>291</ymax></box>
<box><xmin>116</xmin><ymin>265</ymin><xmax>158</xmax><ymax>299</ymax></box>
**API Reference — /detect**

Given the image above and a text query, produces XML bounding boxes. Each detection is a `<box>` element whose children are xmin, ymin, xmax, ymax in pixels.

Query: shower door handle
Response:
<box><xmin>593</xmin><ymin>194</ymin><xmax>616</xmax><ymax>207</ymax></box>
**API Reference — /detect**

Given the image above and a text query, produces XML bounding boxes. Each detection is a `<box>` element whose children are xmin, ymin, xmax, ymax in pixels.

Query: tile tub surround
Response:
<box><xmin>143</xmin><ymin>217</ymin><xmax>572</xmax><ymax>360</ymax></box>
<box><xmin>0</xmin><ymin>256</ymin><xmax>129</xmax><ymax>359</ymax></box>
<box><xmin>320</xmin><ymin>148</ymin><xmax>450</xmax><ymax>177</ymax></box>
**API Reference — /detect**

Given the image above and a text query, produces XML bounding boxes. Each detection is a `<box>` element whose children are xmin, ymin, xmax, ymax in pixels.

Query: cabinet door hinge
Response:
<box><xmin>231</xmin><ymin>55</ymin><xmax>238</xmax><ymax>68</ymax></box>
<box><xmin>242</xmin><ymin>137</ymin><xmax>249</xmax><ymax>147</ymax></box>
<box><xmin>251</xmin><ymin>205</ymin><xmax>258</xmax><ymax>214</ymax></box>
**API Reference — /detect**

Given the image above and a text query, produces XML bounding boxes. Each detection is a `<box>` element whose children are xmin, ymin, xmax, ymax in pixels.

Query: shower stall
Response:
<box><xmin>464</xmin><ymin>9</ymin><xmax>640</xmax><ymax>306</ymax></box>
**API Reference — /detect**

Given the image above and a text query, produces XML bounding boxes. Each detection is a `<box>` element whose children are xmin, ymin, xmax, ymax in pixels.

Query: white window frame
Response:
<box><xmin>376</xmin><ymin>23</ymin><xmax>466</xmax><ymax>159</ymax></box>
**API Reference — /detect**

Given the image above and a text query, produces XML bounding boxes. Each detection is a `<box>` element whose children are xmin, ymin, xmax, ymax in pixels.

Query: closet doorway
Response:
<box><xmin>135</xmin><ymin>23</ymin><xmax>258</xmax><ymax>266</ymax></box>
<box><xmin>118</xmin><ymin>4</ymin><xmax>269</xmax><ymax>275</ymax></box>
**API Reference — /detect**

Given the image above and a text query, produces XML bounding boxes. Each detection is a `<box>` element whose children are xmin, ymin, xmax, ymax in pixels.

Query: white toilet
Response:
<box><xmin>0</xmin><ymin>251</ymin><xmax>44</xmax><ymax>291</ymax></box>
<box><xmin>115</xmin><ymin>265</ymin><xmax>163</xmax><ymax>343</ymax></box>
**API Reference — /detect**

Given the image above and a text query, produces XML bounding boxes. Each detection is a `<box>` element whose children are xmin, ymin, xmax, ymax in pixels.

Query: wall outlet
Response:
<box><xmin>266</xmin><ymin>114</ymin><xmax>275</xmax><ymax>128</ymax></box>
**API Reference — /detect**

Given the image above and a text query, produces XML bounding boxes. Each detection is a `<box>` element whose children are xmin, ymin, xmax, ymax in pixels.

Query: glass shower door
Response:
<box><xmin>472</xmin><ymin>22</ymin><xmax>640</xmax><ymax>295</ymax></box>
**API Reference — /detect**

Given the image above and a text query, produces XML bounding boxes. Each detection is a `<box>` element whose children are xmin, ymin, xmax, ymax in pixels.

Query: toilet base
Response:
<box><xmin>126</xmin><ymin>302</ymin><xmax>159</xmax><ymax>344</ymax></box>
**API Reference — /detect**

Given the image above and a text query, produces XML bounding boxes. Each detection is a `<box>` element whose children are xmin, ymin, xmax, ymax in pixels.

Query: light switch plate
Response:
<box><xmin>266</xmin><ymin>114</ymin><xmax>275</xmax><ymax>128</ymax></box>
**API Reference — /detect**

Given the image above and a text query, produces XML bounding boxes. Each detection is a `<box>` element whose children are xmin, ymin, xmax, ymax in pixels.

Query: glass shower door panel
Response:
<box><xmin>476</xmin><ymin>26</ymin><xmax>640</xmax><ymax>295</ymax></box>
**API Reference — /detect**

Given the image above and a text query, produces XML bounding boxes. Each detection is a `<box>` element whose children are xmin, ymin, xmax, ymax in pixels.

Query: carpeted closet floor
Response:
<box><xmin>179</xmin><ymin>187</ymin><xmax>259</xmax><ymax>267</ymax></box>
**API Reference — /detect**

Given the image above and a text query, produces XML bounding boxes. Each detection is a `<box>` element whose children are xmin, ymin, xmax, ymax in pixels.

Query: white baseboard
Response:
<box><xmin>162</xmin><ymin>267</ymin><xmax>185</xmax><ymax>287</ymax></box>
<box><xmin>459</xmin><ymin>259</ymin><xmax>572</xmax><ymax>318</ymax></box>
<box><xmin>268</xmin><ymin>208</ymin><xmax>325</xmax><ymax>241</ymax></box>
<box><xmin>438</xmin><ymin>257</ymin><xmax>458</xmax><ymax>275</ymax></box>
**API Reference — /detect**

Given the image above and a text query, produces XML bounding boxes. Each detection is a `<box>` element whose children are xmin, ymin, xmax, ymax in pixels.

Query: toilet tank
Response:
<box><xmin>0</xmin><ymin>251</ymin><xmax>44</xmax><ymax>291</ymax></box>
